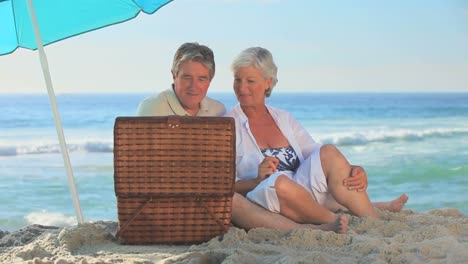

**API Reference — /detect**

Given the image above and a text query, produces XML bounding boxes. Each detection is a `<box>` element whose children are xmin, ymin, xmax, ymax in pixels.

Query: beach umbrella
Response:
<box><xmin>0</xmin><ymin>0</ymin><xmax>173</xmax><ymax>224</ymax></box>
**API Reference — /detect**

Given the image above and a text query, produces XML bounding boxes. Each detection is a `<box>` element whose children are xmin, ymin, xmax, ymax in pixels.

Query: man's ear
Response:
<box><xmin>171</xmin><ymin>70</ymin><xmax>176</xmax><ymax>80</ymax></box>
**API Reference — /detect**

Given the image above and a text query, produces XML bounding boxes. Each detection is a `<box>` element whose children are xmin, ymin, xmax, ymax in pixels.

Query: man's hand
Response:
<box><xmin>343</xmin><ymin>165</ymin><xmax>368</xmax><ymax>192</ymax></box>
<box><xmin>257</xmin><ymin>156</ymin><xmax>279</xmax><ymax>183</ymax></box>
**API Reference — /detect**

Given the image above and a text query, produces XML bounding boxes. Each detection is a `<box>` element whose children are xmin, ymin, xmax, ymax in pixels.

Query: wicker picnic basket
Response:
<box><xmin>113</xmin><ymin>116</ymin><xmax>236</xmax><ymax>244</ymax></box>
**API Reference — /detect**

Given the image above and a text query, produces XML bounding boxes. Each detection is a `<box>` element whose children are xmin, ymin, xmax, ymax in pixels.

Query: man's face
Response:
<box><xmin>172</xmin><ymin>61</ymin><xmax>211</xmax><ymax>114</ymax></box>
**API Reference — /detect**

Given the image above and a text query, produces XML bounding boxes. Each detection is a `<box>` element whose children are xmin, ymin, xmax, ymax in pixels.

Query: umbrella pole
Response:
<box><xmin>27</xmin><ymin>0</ymin><xmax>84</xmax><ymax>224</ymax></box>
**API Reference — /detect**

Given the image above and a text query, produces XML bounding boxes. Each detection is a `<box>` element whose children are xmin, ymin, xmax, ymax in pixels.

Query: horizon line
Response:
<box><xmin>1</xmin><ymin>90</ymin><xmax>468</xmax><ymax>95</ymax></box>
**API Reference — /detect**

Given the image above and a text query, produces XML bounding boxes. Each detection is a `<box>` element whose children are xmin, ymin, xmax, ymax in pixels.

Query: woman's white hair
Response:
<box><xmin>231</xmin><ymin>47</ymin><xmax>278</xmax><ymax>97</ymax></box>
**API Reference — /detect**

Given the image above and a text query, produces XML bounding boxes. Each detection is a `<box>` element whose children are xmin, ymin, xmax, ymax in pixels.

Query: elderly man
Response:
<box><xmin>137</xmin><ymin>42</ymin><xmax>225</xmax><ymax>117</ymax></box>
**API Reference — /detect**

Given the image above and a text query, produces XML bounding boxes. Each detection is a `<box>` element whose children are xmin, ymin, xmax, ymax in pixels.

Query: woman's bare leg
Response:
<box><xmin>320</xmin><ymin>144</ymin><xmax>380</xmax><ymax>219</ymax></box>
<box><xmin>231</xmin><ymin>192</ymin><xmax>301</xmax><ymax>230</ymax></box>
<box><xmin>275</xmin><ymin>175</ymin><xmax>336</xmax><ymax>224</ymax></box>
<box><xmin>232</xmin><ymin>192</ymin><xmax>348</xmax><ymax>233</ymax></box>
<box><xmin>323</xmin><ymin>193</ymin><xmax>348</xmax><ymax>212</ymax></box>
<box><xmin>324</xmin><ymin>193</ymin><xmax>409</xmax><ymax>213</ymax></box>
<box><xmin>373</xmin><ymin>194</ymin><xmax>409</xmax><ymax>212</ymax></box>
<box><xmin>307</xmin><ymin>214</ymin><xmax>348</xmax><ymax>234</ymax></box>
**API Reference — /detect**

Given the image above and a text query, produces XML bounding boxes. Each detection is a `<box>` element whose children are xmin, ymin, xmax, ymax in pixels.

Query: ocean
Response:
<box><xmin>0</xmin><ymin>92</ymin><xmax>467</xmax><ymax>231</ymax></box>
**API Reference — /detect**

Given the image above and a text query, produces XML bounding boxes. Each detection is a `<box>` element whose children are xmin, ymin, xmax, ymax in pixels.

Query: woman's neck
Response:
<box><xmin>241</xmin><ymin>105</ymin><xmax>270</xmax><ymax>120</ymax></box>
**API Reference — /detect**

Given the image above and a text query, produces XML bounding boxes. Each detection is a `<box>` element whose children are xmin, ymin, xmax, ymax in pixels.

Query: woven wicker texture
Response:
<box><xmin>114</xmin><ymin>116</ymin><xmax>236</xmax><ymax>244</ymax></box>
<box><xmin>116</xmin><ymin>196</ymin><xmax>232</xmax><ymax>244</ymax></box>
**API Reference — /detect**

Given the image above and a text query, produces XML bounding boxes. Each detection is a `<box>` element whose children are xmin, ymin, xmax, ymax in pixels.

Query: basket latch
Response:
<box><xmin>167</xmin><ymin>115</ymin><xmax>180</xmax><ymax>128</ymax></box>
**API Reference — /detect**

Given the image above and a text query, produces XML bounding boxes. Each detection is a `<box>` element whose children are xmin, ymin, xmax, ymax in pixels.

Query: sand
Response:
<box><xmin>1</xmin><ymin>208</ymin><xmax>467</xmax><ymax>264</ymax></box>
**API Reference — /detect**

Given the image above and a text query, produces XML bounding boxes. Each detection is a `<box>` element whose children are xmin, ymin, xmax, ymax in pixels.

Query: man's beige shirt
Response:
<box><xmin>137</xmin><ymin>88</ymin><xmax>226</xmax><ymax>116</ymax></box>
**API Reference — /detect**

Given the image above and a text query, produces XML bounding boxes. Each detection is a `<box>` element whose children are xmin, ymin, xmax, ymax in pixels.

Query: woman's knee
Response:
<box><xmin>319</xmin><ymin>144</ymin><xmax>339</xmax><ymax>161</ymax></box>
<box><xmin>232</xmin><ymin>192</ymin><xmax>248</xmax><ymax>210</ymax></box>
<box><xmin>320</xmin><ymin>144</ymin><xmax>349</xmax><ymax>172</ymax></box>
<box><xmin>274</xmin><ymin>175</ymin><xmax>295</xmax><ymax>197</ymax></box>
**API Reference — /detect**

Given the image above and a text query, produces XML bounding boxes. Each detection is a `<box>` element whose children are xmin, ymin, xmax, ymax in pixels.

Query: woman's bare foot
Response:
<box><xmin>373</xmin><ymin>194</ymin><xmax>409</xmax><ymax>212</ymax></box>
<box><xmin>304</xmin><ymin>214</ymin><xmax>348</xmax><ymax>234</ymax></box>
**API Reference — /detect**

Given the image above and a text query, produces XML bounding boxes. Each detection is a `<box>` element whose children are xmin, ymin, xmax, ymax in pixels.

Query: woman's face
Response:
<box><xmin>233</xmin><ymin>66</ymin><xmax>272</xmax><ymax>107</ymax></box>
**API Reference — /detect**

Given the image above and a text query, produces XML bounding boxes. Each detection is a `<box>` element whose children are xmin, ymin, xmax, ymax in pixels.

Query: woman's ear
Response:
<box><xmin>265</xmin><ymin>77</ymin><xmax>273</xmax><ymax>92</ymax></box>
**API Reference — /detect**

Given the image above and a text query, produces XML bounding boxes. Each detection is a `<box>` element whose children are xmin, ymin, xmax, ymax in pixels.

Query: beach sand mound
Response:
<box><xmin>0</xmin><ymin>208</ymin><xmax>467</xmax><ymax>264</ymax></box>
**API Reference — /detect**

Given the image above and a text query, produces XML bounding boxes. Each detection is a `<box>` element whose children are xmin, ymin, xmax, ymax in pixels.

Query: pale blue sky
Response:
<box><xmin>0</xmin><ymin>0</ymin><xmax>467</xmax><ymax>93</ymax></box>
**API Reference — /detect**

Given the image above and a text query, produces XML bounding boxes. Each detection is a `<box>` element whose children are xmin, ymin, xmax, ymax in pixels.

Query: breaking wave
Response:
<box><xmin>1</xmin><ymin>127</ymin><xmax>467</xmax><ymax>156</ymax></box>
<box><xmin>0</xmin><ymin>141</ymin><xmax>113</xmax><ymax>156</ymax></box>
<box><xmin>315</xmin><ymin>127</ymin><xmax>468</xmax><ymax>146</ymax></box>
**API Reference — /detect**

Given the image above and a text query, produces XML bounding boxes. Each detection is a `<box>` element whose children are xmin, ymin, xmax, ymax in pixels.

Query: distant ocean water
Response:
<box><xmin>0</xmin><ymin>92</ymin><xmax>467</xmax><ymax>231</ymax></box>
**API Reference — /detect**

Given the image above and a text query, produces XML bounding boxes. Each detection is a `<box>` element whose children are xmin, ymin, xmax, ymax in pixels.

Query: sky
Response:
<box><xmin>0</xmin><ymin>0</ymin><xmax>467</xmax><ymax>94</ymax></box>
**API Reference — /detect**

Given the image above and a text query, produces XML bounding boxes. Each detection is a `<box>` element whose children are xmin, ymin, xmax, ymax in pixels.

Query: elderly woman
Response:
<box><xmin>227</xmin><ymin>47</ymin><xmax>408</xmax><ymax>229</ymax></box>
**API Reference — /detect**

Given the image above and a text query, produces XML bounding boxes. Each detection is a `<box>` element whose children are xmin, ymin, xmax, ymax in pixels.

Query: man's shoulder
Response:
<box><xmin>136</xmin><ymin>90</ymin><xmax>175</xmax><ymax>116</ymax></box>
<box><xmin>204</xmin><ymin>95</ymin><xmax>225</xmax><ymax>108</ymax></box>
<box><xmin>141</xmin><ymin>91</ymin><xmax>167</xmax><ymax>104</ymax></box>
<box><xmin>202</xmin><ymin>95</ymin><xmax>226</xmax><ymax>116</ymax></box>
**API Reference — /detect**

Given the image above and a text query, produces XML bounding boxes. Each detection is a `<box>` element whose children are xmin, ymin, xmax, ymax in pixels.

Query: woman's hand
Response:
<box><xmin>257</xmin><ymin>156</ymin><xmax>279</xmax><ymax>183</ymax></box>
<box><xmin>343</xmin><ymin>165</ymin><xmax>368</xmax><ymax>192</ymax></box>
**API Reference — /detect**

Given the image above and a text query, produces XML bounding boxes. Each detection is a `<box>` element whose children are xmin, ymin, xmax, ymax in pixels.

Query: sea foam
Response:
<box><xmin>316</xmin><ymin>127</ymin><xmax>468</xmax><ymax>146</ymax></box>
<box><xmin>25</xmin><ymin>211</ymin><xmax>77</xmax><ymax>227</ymax></box>
<box><xmin>0</xmin><ymin>141</ymin><xmax>113</xmax><ymax>156</ymax></box>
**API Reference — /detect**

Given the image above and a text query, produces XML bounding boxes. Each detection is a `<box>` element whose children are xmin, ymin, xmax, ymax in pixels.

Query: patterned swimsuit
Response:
<box><xmin>261</xmin><ymin>146</ymin><xmax>300</xmax><ymax>172</ymax></box>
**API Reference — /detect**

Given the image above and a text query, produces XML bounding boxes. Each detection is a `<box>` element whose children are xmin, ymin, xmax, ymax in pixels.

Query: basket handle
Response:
<box><xmin>116</xmin><ymin>197</ymin><xmax>153</xmax><ymax>238</ymax></box>
<box><xmin>196</xmin><ymin>197</ymin><xmax>230</xmax><ymax>233</ymax></box>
